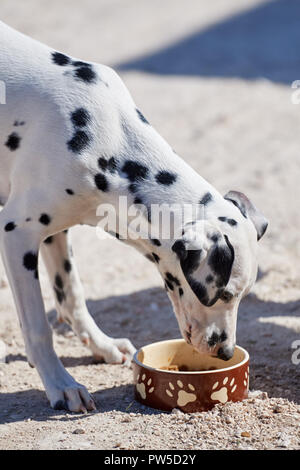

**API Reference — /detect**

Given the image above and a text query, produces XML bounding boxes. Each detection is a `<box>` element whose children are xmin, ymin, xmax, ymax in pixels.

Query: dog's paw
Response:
<box><xmin>48</xmin><ymin>383</ymin><xmax>96</xmax><ymax>413</ymax></box>
<box><xmin>91</xmin><ymin>337</ymin><xmax>136</xmax><ymax>365</ymax></box>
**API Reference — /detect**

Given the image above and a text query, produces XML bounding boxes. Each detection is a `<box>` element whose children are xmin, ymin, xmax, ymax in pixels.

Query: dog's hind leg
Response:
<box><xmin>40</xmin><ymin>230</ymin><xmax>136</xmax><ymax>364</ymax></box>
<box><xmin>0</xmin><ymin>197</ymin><xmax>95</xmax><ymax>412</ymax></box>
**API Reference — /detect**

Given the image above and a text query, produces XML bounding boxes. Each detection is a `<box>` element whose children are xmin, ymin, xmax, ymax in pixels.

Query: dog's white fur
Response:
<box><xmin>0</xmin><ymin>21</ymin><xmax>267</xmax><ymax>412</ymax></box>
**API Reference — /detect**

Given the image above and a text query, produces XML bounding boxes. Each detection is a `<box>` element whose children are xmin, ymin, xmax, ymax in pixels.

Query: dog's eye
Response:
<box><xmin>221</xmin><ymin>291</ymin><xmax>234</xmax><ymax>302</ymax></box>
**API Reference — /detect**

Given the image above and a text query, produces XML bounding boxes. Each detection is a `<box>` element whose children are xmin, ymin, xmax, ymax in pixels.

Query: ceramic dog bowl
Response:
<box><xmin>133</xmin><ymin>339</ymin><xmax>249</xmax><ymax>412</ymax></box>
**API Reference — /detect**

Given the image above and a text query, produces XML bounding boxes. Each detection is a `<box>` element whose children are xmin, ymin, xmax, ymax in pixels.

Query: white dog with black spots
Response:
<box><xmin>0</xmin><ymin>21</ymin><xmax>268</xmax><ymax>412</ymax></box>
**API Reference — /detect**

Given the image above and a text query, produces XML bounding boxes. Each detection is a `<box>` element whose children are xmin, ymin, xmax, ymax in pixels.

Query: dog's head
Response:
<box><xmin>164</xmin><ymin>191</ymin><xmax>268</xmax><ymax>360</ymax></box>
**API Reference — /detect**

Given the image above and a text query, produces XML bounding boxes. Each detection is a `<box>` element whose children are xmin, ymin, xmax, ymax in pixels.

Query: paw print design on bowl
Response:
<box><xmin>136</xmin><ymin>373</ymin><xmax>154</xmax><ymax>400</ymax></box>
<box><xmin>210</xmin><ymin>376</ymin><xmax>237</xmax><ymax>404</ymax></box>
<box><xmin>244</xmin><ymin>367</ymin><xmax>249</xmax><ymax>389</ymax></box>
<box><xmin>165</xmin><ymin>379</ymin><xmax>197</xmax><ymax>407</ymax></box>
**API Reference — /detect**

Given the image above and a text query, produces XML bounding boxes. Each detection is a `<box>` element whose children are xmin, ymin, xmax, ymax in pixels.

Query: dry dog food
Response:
<box><xmin>160</xmin><ymin>364</ymin><xmax>218</xmax><ymax>372</ymax></box>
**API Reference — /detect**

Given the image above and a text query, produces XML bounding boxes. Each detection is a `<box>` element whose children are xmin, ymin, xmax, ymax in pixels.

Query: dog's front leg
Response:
<box><xmin>0</xmin><ymin>208</ymin><xmax>95</xmax><ymax>412</ymax></box>
<box><xmin>41</xmin><ymin>230</ymin><xmax>136</xmax><ymax>364</ymax></box>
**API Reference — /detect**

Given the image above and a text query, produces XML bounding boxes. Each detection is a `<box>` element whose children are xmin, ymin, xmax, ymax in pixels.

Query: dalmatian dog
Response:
<box><xmin>0</xmin><ymin>21</ymin><xmax>268</xmax><ymax>412</ymax></box>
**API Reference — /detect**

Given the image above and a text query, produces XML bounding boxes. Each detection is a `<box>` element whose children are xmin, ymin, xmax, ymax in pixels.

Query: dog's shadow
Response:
<box><xmin>1</xmin><ymin>283</ymin><xmax>299</xmax><ymax>423</ymax></box>
<box><xmin>48</xmin><ymin>284</ymin><xmax>300</xmax><ymax>406</ymax></box>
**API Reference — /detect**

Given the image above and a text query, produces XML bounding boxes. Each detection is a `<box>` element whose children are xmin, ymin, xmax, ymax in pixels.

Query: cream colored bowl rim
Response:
<box><xmin>133</xmin><ymin>339</ymin><xmax>249</xmax><ymax>375</ymax></box>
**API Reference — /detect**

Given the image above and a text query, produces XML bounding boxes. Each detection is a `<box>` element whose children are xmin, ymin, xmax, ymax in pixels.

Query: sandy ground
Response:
<box><xmin>0</xmin><ymin>0</ymin><xmax>300</xmax><ymax>450</ymax></box>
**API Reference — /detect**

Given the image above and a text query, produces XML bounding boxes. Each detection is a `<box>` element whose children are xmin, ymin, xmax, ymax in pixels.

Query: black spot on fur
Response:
<box><xmin>179</xmin><ymin>287</ymin><xmax>184</xmax><ymax>297</ymax></box>
<box><xmin>52</xmin><ymin>52</ymin><xmax>71</xmax><ymax>66</ymax></box>
<box><xmin>98</xmin><ymin>157</ymin><xmax>117</xmax><ymax>173</ymax></box>
<box><xmin>134</xmin><ymin>196</ymin><xmax>143</xmax><ymax>205</ymax></box>
<box><xmin>14</xmin><ymin>120</ymin><xmax>25</xmax><ymax>126</ymax></box>
<box><xmin>5</xmin><ymin>132</ymin><xmax>21</xmax><ymax>151</ymax></box>
<box><xmin>165</xmin><ymin>272</ymin><xmax>181</xmax><ymax>286</ymax></box>
<box><xmin>55</xmin><ymin>274</ymin><xmax>64</xmax><ymax>290</ymax></box>
<box><xmin>172</xmin><ymin>240</ymin><xmax>187</xmax><ymax>261</ymax></box>
<box><xmin>25</xmin><ymin>218</ymin><xmax>31</xmax><ymax>222</ymax></box>
<box><xmin>44</xmin><ymin>236</ymin><xmax>53</xmax><ymax>244</ymax></box>
<box><xmin>155</xmin><ymin>171</ymin><xmax>177</xmax><ymax>186</ymax></box>
<box><xmin>72</xmin><ymin>60</ymin><xmax>91</xmax><ymax>68</ymax></box>
<box><xmin>136</xmin><ymin>109</ymin><xmax>150</xmax><ymax>124</ymax></box>
<box><xmin>151</xmin><ymin>238</ymin><xmax>161</xmax><ymax>247</ymax></box>
<box><xmin>227</xmin><ymin>218</ymin><xmax>237</xmax><ymax>226</ymax></box>
<box><xmin>218</xmin><ymin>216</ymin><xmax>237</xmax><ymax>227</ymax></box>
<box><xmin>208</xmin><ymin>235</ymin><xmax>234</xmax><ymax>289</ymax></box>
<box><xmin>65</xmin><ymin>189</ymin><xmax>74</xmax><ymax>195</ymax></box>
<box><xmin>39</xmin><ymin>213</ymin><xmax>51</xmax><ymax>225</ymax></box>
<box><xmin>23</xmin><ymin>252</ymin><xmax>38</xmax><ymax>276</ymax></box>
<box><xmin>145</xmin><ymin>254</ymin><xmax>155</xmax><ymax>263</ymax></box>
<box><xmin>94</xmin><ymin>173</ymin><xmax>109</xmax><ymax>192</ymax></box>
<box><xmin>206</xmin><ymin>274</ymin><xmax>214</xmax><ymax>283</ymax></box>
<box><xmin>74</xmin><ymin>66</ymin><xmax>97</xmax><ymax>83</ymax></box>
<box><xmin>54</xmin><ymin>284</ymin><xmax>65</xmax><ymax>304</ymax></box>
<box><xmin>4</xmin><ymin>222</ymin><xmax>16</xmax><ymax>232</ymax></box>
<box><xmin>220</xmin><ymin>330</ymin><xmax>228</xmax><ymax>342</ymax></box>
<box><xmin>128</xmin><ymin>183</ymin><xmax>138</xmax><ymax>194</ymax></box>
<box><xmin>210</xmin><ymin>233</ymin><xmax>220</xmax><ymax>243</ymax></box>
<box><xmin>122</xmin><ymin>161</ymin><xmax>149</xmax><ymax>182</ymax></box>
<box><xmin>208</xmin><ymin>331</ymin><xmax>220</xmax><ymax>347</ymax></box>
<box><xmin>64</xmin><ymin>259</ymin><xmax>72</xmax><ymax>273</ymax></box>
<box><xmin>200</xmin><ymin>192</ymin><xmax>213</xmax><ymax>205</ymax></box>
<box><xmin>71</xmin><ymin>108</ymin><xmax>90</xmax><ymax>127</ymax></box>
<box><xmin>165</xmin><ymin>280</ymin><xmax>174</xmax><ymax>291</ymax></box>
<box><xmin>152</xmin><ymin>253</ymin><xmax>160</xmax><ymax>263</ymax></box>
<box><xmin>67</xmin><ymin>130</ymin><xmax>90</xmax><ymax>153</ymax></box>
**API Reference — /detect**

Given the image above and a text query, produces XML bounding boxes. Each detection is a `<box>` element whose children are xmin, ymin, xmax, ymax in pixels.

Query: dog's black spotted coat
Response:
<box><xmin>64</xmin><ymin>259</ymin><xmax>72</xmax><ymax>273</ymax></box>
<box><xmin>4</xmin><ymin>222</ymin><xmax>16</xmax><ymax>232</ymax></box>
<box><xmin>52</xmin><ymin>51</ymin><xmax>97</xmax><ymax>84</ymax></box>
<box><xmin>94</xmin><ymin>173</ymin><xmax>109</xmax><ymax>192</ymax></box>
<box><xmin>71</xmin><ymin>108</ymin><xmax>90</xmax><ymax>128</ymax></box>
<box><xmin>98</xmin><ymin>157</ymin><xmax>117</xmax><ymax>173</ymax></box>
<box><xmin>67</xmin><ymin>130</ymin><xmax>90</xmax><ymax>154</ymax></box>
<box><xmin>65</xmin><ymin>189</ymin><xmax>74</xmax><ymax>195</ymax></box>
<box><xmin>23</xmin><ymin>251</ymin><xmax>39</xmax><ymax>279</ymax></box>
<box><xmin>155</xmin><ymin>170</ymin><xmax>177</xmax><ymax>186</ymax></box>
<box><xmin>218</xmin><ymin>216</ymin><xmax>237</xmax><ymax>227</ymax></box>
<box><xmin>136</xmin><ymin>109</ymin><xmax>150</xmax><ymax>125</ymax></box>
<box><xmin>52</xmin><ymin>52</ymin><xmax>71</xmax><ymax>66</ymax></box>
<box><xmin>44</xmin><ymin>236</ymin><xmax>53</xmax><ymax>244</ymax></box>
<box><xmin>199</xmin><ymin>192</ymin><xmax>213</xmax><ymax>205</ymax></box>
<box><xmin>39</xmin><ymin>213</ymin><xmax>51</xmax><ymax>225</ymax></box>
<box><xmin>54</xmin><ymin>273</ymin><xmax>66</xmax><ymax>304</ymax></box>
<box><xmin>122</xmin><ymin>161</ymin><xmax>149</xmax><ymax>182</ymax></box>
<box><xmin>5</xmin><ymin>132</ymin><xmax>21</xmax><ymax>151</ymax></box>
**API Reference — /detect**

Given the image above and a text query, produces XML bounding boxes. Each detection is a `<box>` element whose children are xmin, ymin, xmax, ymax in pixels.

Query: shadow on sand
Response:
<box><xmin>116</xmin><ymin>0</ymin><xmax>300</xmax><ymax>84</ymax></box>
<box><xmin>1</xmin><ymin>283</ymin><xmax>299</xmax><ymax>423</ymax></box>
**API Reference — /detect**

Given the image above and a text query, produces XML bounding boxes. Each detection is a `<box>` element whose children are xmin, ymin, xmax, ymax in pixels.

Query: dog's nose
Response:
<box><xmin>217</xmin><ymin>345</ymin><xmax>234</xmax><ymax>361</ymax></box>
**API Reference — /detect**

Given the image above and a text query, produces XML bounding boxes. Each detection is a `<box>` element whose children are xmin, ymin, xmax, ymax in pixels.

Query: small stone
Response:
<box><xmin>73</xmin><ymin>428</ymin><xmax>85</xmax><ymax>434</ymax></box>
<box><xmin>273</xmin><ymin>405</ymin><xmax>283</xmax><ymax>414</ymax></box>
<box><xmin>248</xmin><ymin>390</ymin><xmax>268</xmax><ymax>400</ymax></box>
<box><xmin>225</xmin><ymin>416</ymin><xmax>234</xmax><ymax>424</ymax></box>
<box><xmin>241</xmin><ymin>431</ymin><xmax>251</xmax><ymax>438</ymax></box>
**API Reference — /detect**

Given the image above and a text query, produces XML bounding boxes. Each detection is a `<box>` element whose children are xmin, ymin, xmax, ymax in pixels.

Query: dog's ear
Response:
<box><xmin>172</xmin><ymin>222</ymin><xmax>234</xmax><ymax>307</ymax></box>
<box><xmin>224</xmin><ymin>190</ymin><xmax>268</xmax><ymax>241</ymax></box>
